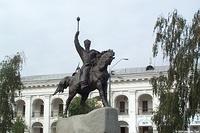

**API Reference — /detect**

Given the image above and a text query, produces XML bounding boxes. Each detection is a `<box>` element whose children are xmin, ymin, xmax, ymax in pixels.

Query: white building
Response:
<box><xmin>15</xmin><ymin>66</ymin><xmax>200</xmax><ymax>133</ymax></box>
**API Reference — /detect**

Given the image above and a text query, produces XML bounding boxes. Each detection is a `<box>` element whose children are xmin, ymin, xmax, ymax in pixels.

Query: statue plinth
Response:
<box><xmin>56</xmin><ymin>107</ymin><xmax>120</xmax><ymax>133</ymax></box>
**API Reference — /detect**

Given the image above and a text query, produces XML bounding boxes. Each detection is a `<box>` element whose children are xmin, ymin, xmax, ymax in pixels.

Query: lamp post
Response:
<box><xmin>108</xmin><ymin>58</ymin><xmax>128</xmax><ymax>106</ymax></box>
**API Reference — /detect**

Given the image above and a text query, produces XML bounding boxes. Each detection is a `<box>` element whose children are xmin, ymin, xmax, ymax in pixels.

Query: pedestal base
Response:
<box><xmin>56</xmin><ymin>107</ymin><xmax>120</xmax><ymax>133</ymax></box>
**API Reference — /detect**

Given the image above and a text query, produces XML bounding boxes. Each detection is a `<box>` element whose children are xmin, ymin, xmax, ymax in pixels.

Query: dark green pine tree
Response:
<box><xmin>11</xmin><ymin>117</ymin><xmax>27</xmax><ymax>133</ymax></box>
<box><xmin>0</xmin><ymin>53</ymin><xmax>24</xmax><ymax>133</ymax></box>
<box><xmin>68</xmin><ymin>96</ymin><xmax>101</xmax><ymax>117</ymax></box>
<box><xmin>151</xmin><ymin>10</ymin><xmax>200</xmax><ymax>133</ymax></box>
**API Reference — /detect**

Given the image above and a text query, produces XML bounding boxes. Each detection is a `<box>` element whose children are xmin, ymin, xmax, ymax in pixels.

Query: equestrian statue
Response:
<box><xmin>53</xmin><ymin>17</ymin><xmax>115</xmax><ymax>115</ymax></box>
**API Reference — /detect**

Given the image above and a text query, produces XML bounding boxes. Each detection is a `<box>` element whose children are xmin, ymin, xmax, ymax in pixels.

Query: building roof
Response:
<box><xmin>21</xmin><ymin>65</ymin><xmax>168</xmax><ymax>88</ymax></box>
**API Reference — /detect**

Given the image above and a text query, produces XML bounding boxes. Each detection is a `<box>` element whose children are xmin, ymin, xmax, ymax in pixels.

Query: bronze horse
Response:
<box><xmin>53</xmin><ymin>50</ymin><xmax>115</xmax><ymax>115</ymax></box>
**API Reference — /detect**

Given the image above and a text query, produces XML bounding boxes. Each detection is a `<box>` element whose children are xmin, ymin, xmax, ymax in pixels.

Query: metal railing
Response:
<box><xmin>51</xmin><ymin>111</ymin><xmax>63</xmax><ymax>117</ymax></box>
<box><xmin>32</xmin><ymin>111</ymin><xmax>44</xmax><ymax>117</ymax></box>
<box><xmin>116</xmin><ymin>108</ymin><xmax>129</xmax><ymax>115</ymax></box>
<box><xmin>138</xmin><ymin>108</ymin><xmax>153</xmax><ymax>115</ymax></box>
<box><xmin>16</xmin><ymin>112</ymin><xmax>25</xmax><ymax>117</ymax></box>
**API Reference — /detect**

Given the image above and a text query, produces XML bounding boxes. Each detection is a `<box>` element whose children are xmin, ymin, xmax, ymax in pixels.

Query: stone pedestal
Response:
<box><xmin>56</xmin><ymin>107</ymin><xmax>120</xmax><ymax>133</ymax></box>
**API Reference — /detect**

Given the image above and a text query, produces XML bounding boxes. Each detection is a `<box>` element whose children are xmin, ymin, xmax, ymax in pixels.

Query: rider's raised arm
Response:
<box><xmin>74</xmin><ymin>31</ymin><xmax>84</xmax><ymax>58</ymax></box>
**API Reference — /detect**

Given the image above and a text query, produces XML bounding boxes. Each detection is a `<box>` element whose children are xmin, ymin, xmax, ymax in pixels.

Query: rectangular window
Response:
<box><xmin>143</xmin><ymin>127</ymin><xmax>148</xmax><ymax>133</ymax></box>
<box><xmin>120</xmin><ymin>127</ymin><xmax>125</xmax><ymax>133</ymax></box>
<box><xmin>40</xmin><ymin>105</ymin><xmax>44</xmax><ymax>116</ymax></box>
<box><xmin>40</xmin><ymin>128</ymin><xmax>43</xmax><ymax>133</ymax></box>
<box><xmin>119</xmin><ymin>101</ymin><xmax>125</xmax><ymax>112</ymax></box>
<box><xmin>142</xmin><ymin>101</ymin><xmax>148</xmax><ymax>112</ymax></box>
<box><xmin>22</xmin><ymin>105</ymin><xmax>25</xmax><ymax>116</ymax></box>
<box><xmin>59</xmin><ymin>104</ymin><xmax>63</xmax><ymax>115</ymax></box>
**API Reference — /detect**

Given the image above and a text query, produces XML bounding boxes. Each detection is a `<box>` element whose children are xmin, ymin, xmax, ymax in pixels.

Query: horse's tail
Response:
<box><xmin>53</xmin><ymin>76</ymin><xmax>71</xmax><ymax>95</ymax></box>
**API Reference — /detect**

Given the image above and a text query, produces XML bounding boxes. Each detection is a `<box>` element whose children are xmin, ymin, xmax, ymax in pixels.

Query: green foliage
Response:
<box><xmin>11</xmin><ymin>117</ymin><xmax>26</xmax><ymax>133</ymax></box>
<box><xmin>68</xmin><ymin>96</ymin><xmax>100</xmax><ymax>116</ymax></box>
<box><xmin>0</xmin><ymin>53</ymin><xmax>24</xmax><ymax>133</ymax></box>
<box><xmin>151</xmin><ymin>9</ymin><xmax>200</xmax><ymax>133</ymax></box>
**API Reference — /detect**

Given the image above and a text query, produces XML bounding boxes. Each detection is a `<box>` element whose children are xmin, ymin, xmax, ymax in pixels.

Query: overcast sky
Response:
<box><xmin>0</xmin><ymin>0</ymin><xmax>199</xmax><ymax>76</ymax></box>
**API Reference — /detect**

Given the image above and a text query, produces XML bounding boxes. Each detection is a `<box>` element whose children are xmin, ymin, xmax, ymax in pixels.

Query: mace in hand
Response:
<box><xmin>77</xmin><ymin>17</ymin><xmax>80</xmax><ymax>32</ymax></box>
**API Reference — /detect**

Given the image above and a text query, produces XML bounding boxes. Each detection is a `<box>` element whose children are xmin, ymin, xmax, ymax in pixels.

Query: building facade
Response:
<box><xmin>15</xmin><ymin>66</ymin><xmax>200</xmax><ymax>133</ymax></box>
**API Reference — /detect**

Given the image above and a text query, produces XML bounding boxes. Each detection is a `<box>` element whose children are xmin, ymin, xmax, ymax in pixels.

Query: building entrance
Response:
<box><xmin>139</xmin><ymin>126</ymin><xmax>153</xmax><ymax>133</ymax></box>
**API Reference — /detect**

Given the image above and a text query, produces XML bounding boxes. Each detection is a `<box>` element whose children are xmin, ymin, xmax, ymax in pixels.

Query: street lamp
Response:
<box><xmin>108</xmin><ymin>58</ymin><xmax>128</xmax><ymax>106</ymax></box>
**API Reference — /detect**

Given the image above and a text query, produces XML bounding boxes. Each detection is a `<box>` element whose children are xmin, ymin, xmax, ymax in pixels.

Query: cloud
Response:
<box><xmin>0</xmin><ymin>0</ymin><xmax>199</xmax><ymax>76</ymax></box>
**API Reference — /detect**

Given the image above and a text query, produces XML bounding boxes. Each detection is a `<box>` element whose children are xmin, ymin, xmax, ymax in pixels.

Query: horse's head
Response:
<box><xmin>97</xmin><ymin>49</ymin><xmax>115</xmax><ymax>70</ymax></box>
<box><xmin>53</xmin><ymin>76</ymin><xmax>70</xmax><ymax>95</ymax></box>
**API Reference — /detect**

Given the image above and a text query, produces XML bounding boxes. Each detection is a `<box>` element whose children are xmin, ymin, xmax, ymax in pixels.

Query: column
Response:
<box><xmin>63</xmin><ymin>102</ymin><xmax>66</xmax><ymax>114</ymax></box>
<box><xmin>63</xmin><ymin>97</ymin><xmax>67</xmax><ymax>116</ymax></box>
<box><xmin>44</xmin><ymin>95</ymin><xmax>50</xmax><ymax>133</ymax></box>
<box><xmin>25</xmin><ymin>96</ymin><xmax>31</xmax><ymax>133</ymax></box>
<box><xmin>129</xmin><ymin>91</ymin><xmax>137</xmax><ymax>133</ymax></box>
<box><xmin>153</xmin><ymin>96</ymin><xmax>159</xmax><ymax>133</ymax></box>
<box><xmin>152</xmin><ymin>96</ymin><xmax>159</xmax><ymax>111</ymax></box>
<box><xmin>187</xmin><ymin>126</ymin><xmax>191</xmax><ymax>133</ymax></box>
<box><xmin>110</xmin><ymin>91</ymin><xmax>114</xmax><ymax>107</ymax></box>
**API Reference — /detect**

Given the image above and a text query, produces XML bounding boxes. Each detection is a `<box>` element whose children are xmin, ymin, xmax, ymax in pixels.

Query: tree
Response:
<box><xmin>68</xmin><ymin>96</ymin><xmax>101</xmax><ymax>116</ymax></box>
<box><xmin>151</xmin><ymin>10</ymin><xmax>200</xmax><ymax>132</ymax></box>
<box><xmin>0</xmin><ymin>53</ymin><xmax>24</xmax><ymax>133</ymax></box>
<box><xmin>11</xmin><ymin>117</ymin><xmax>27</xmax><ymax>133</ymax></box>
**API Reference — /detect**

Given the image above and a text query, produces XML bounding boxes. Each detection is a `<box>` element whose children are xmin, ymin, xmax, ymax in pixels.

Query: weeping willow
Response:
<box><xmin>151</xmin><ymin>10</ymin><xmax>200</xmax><ymax>133</ymax></box>
<box><xmin>0</xmin><ymin>53</ymin><xmax>24</xmax><ymax>133</ymax></box>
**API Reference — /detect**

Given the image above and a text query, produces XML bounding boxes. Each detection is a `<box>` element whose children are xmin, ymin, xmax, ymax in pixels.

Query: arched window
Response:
<box><xmin>32</xmin><ymin>122</ymin><xmax>43</xmax><ymax>133</ymax></box>
<box><xmin>16</xmin><ymin>100</ymin><xmax>25</xmax><ymax>117</ymax></box>
<box><xmin>115</xmin><ymin>95</ymin><xmax>128</xmax><ymax>115</ymax></box>
<box><xmin>32</xmin><ymin>99</ymin><xmax>44</xmax><ymax>117</ymax></box>
<box><xmin>138</xmin><ymin>94</ymin><xmax>153</xmax><ymax>115</ymax></box>
<box><xmin>51</xmin><ymin>98</ymin><xmax>63</xmax><ymax>117</ymax></box>
<box><xmin>51</xmin><ymin>122</ymin><xmax>57</xmax><ymax>133</ymax></box>
<box><xmin>119</xmin><ymin>121</ymin><xmax>129</xmax><ymax>133</ymax></box>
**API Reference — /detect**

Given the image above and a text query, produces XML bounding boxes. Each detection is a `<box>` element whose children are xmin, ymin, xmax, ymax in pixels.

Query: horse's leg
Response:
<box><xmin>64</xmin><ymin>88</ymin><xmax>77</xmax><ymax>117</ymax></box>
<box><xmin>103</xmin><ymin>83</ymin><xmax>108</xmax><ymax>103</ymax></box>
<box><xmin>80</xmin><ymin>93</ymin><xmax>89</xmax><ymax>106</ymax></box>
<box><xmin>97</xmin><ymin>81</ymin><xmax>109</xmax><ymax>107</ymax></box>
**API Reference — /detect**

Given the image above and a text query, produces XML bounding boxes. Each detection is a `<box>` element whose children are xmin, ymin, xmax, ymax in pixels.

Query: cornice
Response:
<box><xmin>111</xmin><ymin>68</ymin><xmax>167</xmax><ymax>83</ymax></box>
<box><xmin>22</xmin><ymin>66</ymin><xmax>168</xmax><ymax>88</ymax></box>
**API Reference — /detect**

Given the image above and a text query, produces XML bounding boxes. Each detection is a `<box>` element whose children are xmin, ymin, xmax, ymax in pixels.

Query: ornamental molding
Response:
<box><xmin>22</xmin><ymin>66</ymin><xmax>168</xmax><ymax>88</ymax></box>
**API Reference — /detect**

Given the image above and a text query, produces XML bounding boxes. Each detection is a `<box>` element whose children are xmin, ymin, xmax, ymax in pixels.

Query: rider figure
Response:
<box><xmin>74</xmin><ymin>31</ymin><xmax>100</xmax><ymax>90</ymax></box>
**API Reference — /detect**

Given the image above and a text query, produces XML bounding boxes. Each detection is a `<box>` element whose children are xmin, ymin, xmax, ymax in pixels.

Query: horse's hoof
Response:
<box><xmin>63</xmin><ymin>114</ymin><xmax>68</xmax><ymax>118</ymax></box>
